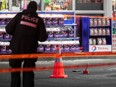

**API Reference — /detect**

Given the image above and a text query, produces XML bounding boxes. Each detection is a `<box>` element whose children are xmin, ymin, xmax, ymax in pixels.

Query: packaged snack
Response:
<box><xmin>106</xmin><ymin>19</ymin><xmax>110</xmax><ymax>26</ymax></box>
<box><xmin>58</xmin><ymin>18</ymin><xmax>64</xmax><ymax>26</ymax></box>
<box><xmin>94</xmin><ymin>28</ymin><xmax>98</xmax><ymax>35</ymax></box>
<box><xmin>63</xmin><ymin>31</ymin><xmax>68</xmax><ymax>38</ymax></box>
<box><xmin>48</xmin><ymin>31</ymin><xmax>54</xmax><ymax>38</ymax></box>
<box><xmin>46</xmin><ymin>18</ymin><xmax>52</xmax><ymax>26</ymax></box>
<box><xmin>37</xmin><ymin>45</ymin><xmax>44</xmax><ymax>53</ymax></box>
<box><xmin>45</xmin><ymin>45</ymin><xmax>51</xmax><ymax>52</ymax></box>
<box><xmin>0</xmin><ymin>32</ymin><xmax>3</xmax><ymax>40</ymax></box>
<box><xmin>106</xmin><ymin>28</ymin><xmax>110</xmax><ymax>35</ymax></box>
<box><xmin>69</xmin><ymin>44</ymin><xmax>75</xmax><ymax>52</ymax></box>
<box><xmin>0</xmin><ymin>46</ymin><xmax>6</xmax><ymax>54</ymax></box>
<box><xmin>75</xmin><ymin>45</ymin><xmax>80</xmax><ymax>52</ymax></box>
<box><xmin>92</xmin><ymin>38</ymin><xmax>96</xmax><ymax>45</ymax></box>
<box><xmin>6</xmin><ymin>48</ymin><xmax>12</xmax><ymax>54</ymax></box>
<box><xmin>97</xmin><ymin>38</ymin><xmax>102</xmax><ymax>45</ymax></box>
<box><xmin>69</xmin><ymin>30</ymin><xmax>74</xmax><ymax>38</ymax></box>
<box><xmin>59</xmin><ymin>31</ymin><xmax>64</xmax><ymax>38</ymax></box>
<box><xmin>102</xmin><ymin>38</ymin><xmax>107</xmax><ymax>45</ymax></box>
<box><xmin>97</xmin><ymin>18</ymin><xmax>102</xmax><ymax>26</ymax></box>
<box><xmin>4</xmin><ymin>33</ymin><xmax>11</xmax><ymax>40</ymax></box>
<box><xmin>90</xmin><ymin>18</ymin><xmax>94</xmax><ymax>27</ymax></box>
<box><xmin>0</xmin><ymin>19</ymin><xmax>6</xmax><ymax>25</ymax></box>
<box><xmin>102</xmin><ymin>18</ymin><xmax>106</xmax><ymax>26</ymax></box>
<box><xmin>89</xmin><ymin>38</ymin><xmax>93</xmax><ymax>45</ymax></box>
<box><xmin>54</xmin><ymin>31</ymin><xmax>60</xmax><ymax>38</ymax></box>
<box><xmin>94</xmin><ymin>19</ymin><xmax>98</xmax><ymax>26</ymax></box>
<box><xmin>51</xmin><ymin>45</ymin><xmax>57</xmax><ymax>53</ymax></box>
<box><xmin>63</xmin><ymin>45</ymin><xmax>70</xmax><ymax>52</ymax></box>
<box><xmin>102</xmin><ymin>28</ymin><xmax>106</xmax><ymax>35</ymax></box>
<box><xmin>98</xmin><ymin>28</ymin><xmax>102</xmax><ymax>35</ymax></box>
<box><xmin>90</xmin><ymin>28</ymin><xmax>94</xmax><ymax>35</ymax></box>
<box><xmin>52</xmin><ymin>18</ymin><xmax>58</xmax><ymax>26</ymax></box>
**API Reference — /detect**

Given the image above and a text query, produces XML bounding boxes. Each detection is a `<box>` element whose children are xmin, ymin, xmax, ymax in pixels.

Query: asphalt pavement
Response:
<box><xmin>0</xmin><ymin>56</ymin><xmax>116</xmax><ymax>87</ymax></box>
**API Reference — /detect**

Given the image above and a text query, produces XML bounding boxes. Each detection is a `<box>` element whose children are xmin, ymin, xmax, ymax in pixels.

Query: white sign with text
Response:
<box><xmin>89</xmin><ymin>45</ymin><xmax>112</xmax><ymax>52</ymax></box>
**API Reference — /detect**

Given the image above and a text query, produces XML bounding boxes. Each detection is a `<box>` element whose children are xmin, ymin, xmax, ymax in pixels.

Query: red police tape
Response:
<box><xmin>0</xmin><ymin>52</ymin><xmax>116</xmax><ymax>73</ymax></box>
<box><xmin>0</xmin><ymin>52</ymin><xmax>116</xmax><ymax>59</ymax></box>
<box><xmin>1</xmin><ymin>62</ymin><xmax>116</xmax><ymax>73</ymax></box>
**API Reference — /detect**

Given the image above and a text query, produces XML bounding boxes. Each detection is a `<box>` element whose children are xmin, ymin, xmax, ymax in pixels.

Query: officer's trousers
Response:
<box><xmin>9</xmin><ymin>59</ymin><xmax>36</xmax><ymax>87</ymax></box>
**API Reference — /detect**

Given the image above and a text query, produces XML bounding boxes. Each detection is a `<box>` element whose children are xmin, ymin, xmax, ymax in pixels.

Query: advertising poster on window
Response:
<box><xmin>44</xmin><ymin>0</ymin><xmax>72</xmax><ymax>11</ymax></box>
<box><xmin>112</xmin><ymin>21</ymin><xmax>116</xmax><ymax>52</ymax></box>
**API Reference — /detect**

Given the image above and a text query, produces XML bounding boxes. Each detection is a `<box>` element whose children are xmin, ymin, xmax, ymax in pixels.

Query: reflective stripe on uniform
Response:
<box><xmin>20</xmin><ymin>21</ymin><xmax>37</xmax><ymax>28</ymax></box>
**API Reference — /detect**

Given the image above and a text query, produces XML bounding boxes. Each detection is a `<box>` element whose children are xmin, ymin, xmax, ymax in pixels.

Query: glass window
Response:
<box><xmin>44</xmin><ymin>0</ymin><xmax>72</xmax><ymax>11</ymax></box>
<box><xmin>12</xmin><ymin>0</ymin><xmax>41</xmax><ymax>11</ymax></box>
<box><xmin>112</xmin><ymin>0</ymin><xmax>116</xmax><ymax>17</ymax></box>
<box><xmin>76</xmin><ymin>0</ymin><xmax>103</xmax><ymax>10</ymax></box>
<box><xmin>0</xmin><ymin>0</ymin><xmax>9</xmax><ymax>11</ymax></box>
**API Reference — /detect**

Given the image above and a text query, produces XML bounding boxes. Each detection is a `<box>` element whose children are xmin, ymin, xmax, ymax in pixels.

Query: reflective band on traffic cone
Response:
<box><xmin>50</xmin><ymin>57</ymin><xmax>68</xmax><ymax>78</ymax></box>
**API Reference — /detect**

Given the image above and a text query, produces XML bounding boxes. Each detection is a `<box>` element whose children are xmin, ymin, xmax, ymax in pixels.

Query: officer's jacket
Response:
<box><xmin>5</xmin><ymin>10</ymin><xmax>48</xmax><ymax>53</ymax></box>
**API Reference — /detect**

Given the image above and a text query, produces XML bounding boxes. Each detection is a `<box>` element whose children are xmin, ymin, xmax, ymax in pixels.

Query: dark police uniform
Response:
<box><xmin>5</xmin><ymin>7</ymin><xmax>48</xmax><ymax>87</ymax></box>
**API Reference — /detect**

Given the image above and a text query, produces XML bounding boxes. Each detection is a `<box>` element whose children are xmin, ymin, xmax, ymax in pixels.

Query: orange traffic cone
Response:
<box><xmin>50</xmin><ymin>55</ymin><xmax>68</xmax><ymax>78</ymax></box>
<box><xmin>83</xmin><ymin>64</ymin><xmax>89</xmax><ymax>74</ymax></box>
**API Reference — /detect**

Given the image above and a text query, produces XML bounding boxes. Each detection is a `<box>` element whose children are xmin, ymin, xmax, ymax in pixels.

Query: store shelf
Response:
<box><xmin>0</xmin><ymin>42</ymin><xmax>10</xmax><ymax>46</ymax></box>
<box><xmin>47</xmin><ymin>37</ymin><xmax>80</xmax><ymax>40</ymax></box>
<box><xmin>38</xmin><ymin>41</ymin><xmax>79</xmax><ymax>45</ymax></box>
<box><xmin>81</xmin><ymin>17</ymin><xmax>112</xmax><ymax>52</ymax></box>
<box><xmin>0</xmin><ymin>29</ymin><xmax>6</xmax><ymax>32</ymax></box>
<box><xmin>64</xmin><ymin>24</ymin><xmax>77</xmax><ymax>26</ymax></box>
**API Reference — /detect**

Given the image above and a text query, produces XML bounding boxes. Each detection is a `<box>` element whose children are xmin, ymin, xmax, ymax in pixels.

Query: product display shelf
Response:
<box><xmin>37</xmin><ymin>12</ymin><xmax>80</xmax><ymax>53</ymax></box>
<box><xmin>81</xmin><ymin>17</ymin><xmax>112</xmax><ymax>52</ymax></box>
<box><xmin>0</xmin><ymin>12</ymin><xmax>80</xmax><ymax>54</ymax></box>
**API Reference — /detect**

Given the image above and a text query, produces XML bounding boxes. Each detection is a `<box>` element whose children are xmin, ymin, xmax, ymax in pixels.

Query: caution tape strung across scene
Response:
<box><xmin>0</xmin><ymin>52</ymin><xmax>116</xmax><ymax>59</ymax></box>
<box><xmin>0</xmin><ymin>52</ymin><xmax>116</xmax><ymax>74</ymax></box>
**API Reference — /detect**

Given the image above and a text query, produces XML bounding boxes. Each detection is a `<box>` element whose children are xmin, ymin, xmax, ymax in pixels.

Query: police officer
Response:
<box><xmin>5</xmin><ymin>1</ymin><xmax>48</xmax><ymax>87</ymax></box>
